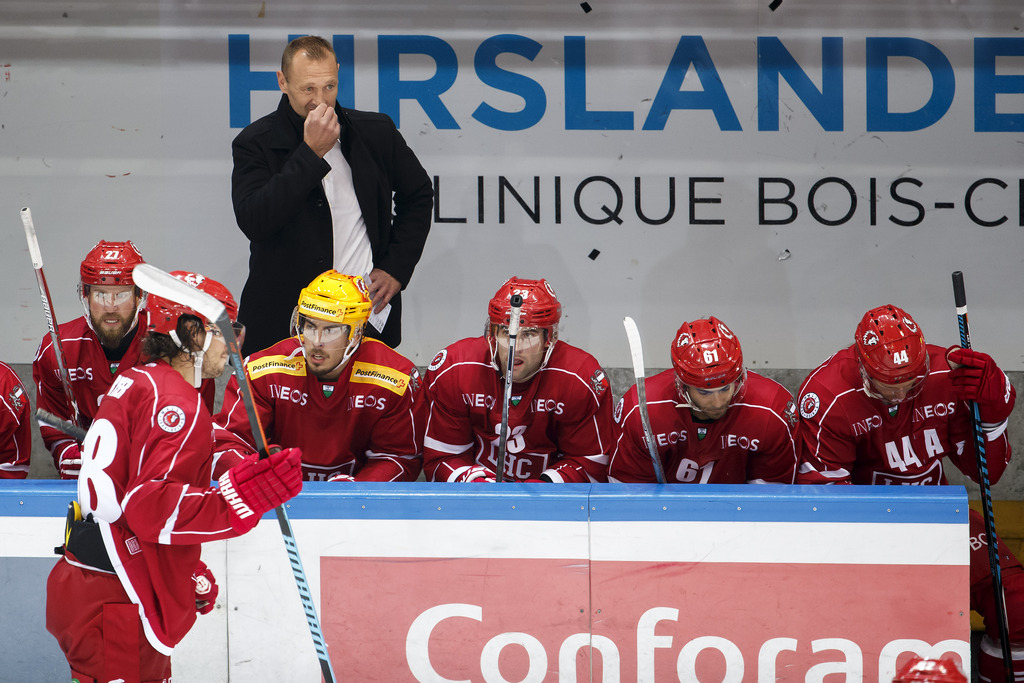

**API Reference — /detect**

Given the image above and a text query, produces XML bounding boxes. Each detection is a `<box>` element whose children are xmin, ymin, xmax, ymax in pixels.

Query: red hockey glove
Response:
<box><xmin>219</xmin><ymin>447</ymin><xmax>304</xmax><ymax>533</ymax></box>
<box><xmin>192</xmin><ymin>561</ymin><xmax>219</xmax><ymax>615</ymax></box>
<box><xmin>57</xmin><ymin>442</ymin><xmax>82</xmax><ymax>480</ymax></box>
<box><xmin>328</xmin><ymin>473</ymin><xmax>356</xmax><ymax>482</ymax></box>
<box><xmin>453</xmin><ymin>465</ymin><xmax>496</xmax><ymax>483</ymax></box>
<box><xmin>947</xmin><ymin>346</ymin><xmax>1015</xmax><ymax>423</ymax></box>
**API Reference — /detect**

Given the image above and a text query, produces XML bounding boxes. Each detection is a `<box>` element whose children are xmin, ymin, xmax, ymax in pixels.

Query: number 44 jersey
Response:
<box><xmin>795</xmin><ymin>344</ymin><xmax>1014</xmax><ymax>486</ymax></box>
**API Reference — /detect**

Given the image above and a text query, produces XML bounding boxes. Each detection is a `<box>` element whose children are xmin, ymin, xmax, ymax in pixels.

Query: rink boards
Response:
<box><xmin>0</xmin><ymin>482</ymin><xmax>969</xmax><ymax>682</ymax></box>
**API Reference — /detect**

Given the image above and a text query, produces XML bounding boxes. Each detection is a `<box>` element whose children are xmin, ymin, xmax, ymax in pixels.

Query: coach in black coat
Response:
<box><xmin>231</xmin><ymin>93</ymin><xmax>433</xmax><ymax>356</ymax></box>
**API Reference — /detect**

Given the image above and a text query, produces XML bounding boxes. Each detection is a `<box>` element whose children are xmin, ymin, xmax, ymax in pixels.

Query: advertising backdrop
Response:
<box><xmin>1</xmin><ymin>0</ymin><xmax>1022</xmax><ymax>371</ymax></box>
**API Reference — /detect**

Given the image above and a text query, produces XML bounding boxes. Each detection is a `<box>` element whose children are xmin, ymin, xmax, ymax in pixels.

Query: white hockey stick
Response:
<box><xmin>132</xmin><ymin>264</ymin><xmax>339</xmax><ymax>683</ymax></box>
<box><xmin>22</xmin><ymin>207</ymin><xmax>82</xmax><ymax>430</ymax></box>
<box><xmin>496</xmin><ymin>294</ymin><xmax>523</xmax><ymax>483</ymax></box>
<box><xmin>623</xmin><ymin>317</ymin><xmax>667</xmax><ymax>484</ymax></box>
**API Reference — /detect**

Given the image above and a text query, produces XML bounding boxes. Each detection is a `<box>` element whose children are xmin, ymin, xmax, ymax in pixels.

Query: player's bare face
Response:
<box><xmin>278</xmin><ymin>53</ymin><xmax>339</xmax><ymax>118</ymax></box>
<box><xmin>87</xmin><ymin>285</ymin><xmax>138</xmax><ymax>348</ymax></box>
<box><xmin>494</xmin><ymin>326</ymin><xmax>546</xmax><ymax>383</ymax></box>
<box><xmin>201</xmin><ymin>326</ymin><xmax>230</xmax><ymax>379</ymax></box>
<box><xmin>685</xmin><ymin>382</ymin><xmax>736</xmax><ymax>421</ymax></box>
<box><xmin>300</xmin><ymin>318</ymin><xmax>350</xmax><ymax>381</ymax></box>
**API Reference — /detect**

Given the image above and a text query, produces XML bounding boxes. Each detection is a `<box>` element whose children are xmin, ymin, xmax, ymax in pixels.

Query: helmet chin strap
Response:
<box><xmin>170</xmin><ymin>328</ymin><xmax>212</xmax><ymax>388</ymax></box>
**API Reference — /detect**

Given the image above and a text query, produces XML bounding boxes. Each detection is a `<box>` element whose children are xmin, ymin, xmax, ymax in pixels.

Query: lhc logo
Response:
<box><xmin>177</xmin><ymin>272</ymin><xmax>206</xmax><ymax>288</ymax></box>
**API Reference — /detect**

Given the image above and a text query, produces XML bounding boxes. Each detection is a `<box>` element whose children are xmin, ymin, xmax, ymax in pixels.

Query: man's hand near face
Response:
<box><xmin>304</xmin><ymin>102</ymin><xmax>340</xmax><ymax>158</ymax></box>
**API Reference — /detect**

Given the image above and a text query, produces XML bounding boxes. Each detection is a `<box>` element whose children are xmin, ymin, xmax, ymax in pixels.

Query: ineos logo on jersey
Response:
<box><xmin>799</xmin><ymin>392</ymin><xmax>820</xmax><ymax>419</ymax></box>
<box><xmin>269</xmin><ymin>384</ymin><xmax>308</xmax><ymax>406</ymax></box>
<box><xmin>64</xmin><ymin>367</ymin><xmax>94</xmax><ymax>382</ymax></box>
<box><xmin>532</xmin><ymin>398</ymin><xmax>564</xmax><ymax>415</ymax></box>
<box><xmin>851</xmin><ymin>414</ymin><xmax>883</xmax><ymax>436</ymax></box>
<box><xmin>912</xmin><ymin>402</ymin><xmax>956</xmax><ymax>421</ymax></box>
<box><xmin>464</xmin><ymin>393</ymin><xmax>497</xmax><ymax>409</ymax></box>
<box><xmin>157</xmin><ymin>405</ymin><xmax>187</xmax><ymax>433</ymax></box>
<box><xmin>656</xmin><ymin>430</ymin><xmax>687</xmax><ymax>446</ymax></box>
<box><xmin>721</xmin><ymin>434</ymin><xmax>760</xmax><ymax>450</ymax></box>
<box><xmin>427</xmin><ymin>349</ymin><xmax>447</xmax><ymax>372</ymax></box>
<box><xmin>348</xmin><ymin>394</ymin><xmax>387</xmax><ymax>411</ymax></box>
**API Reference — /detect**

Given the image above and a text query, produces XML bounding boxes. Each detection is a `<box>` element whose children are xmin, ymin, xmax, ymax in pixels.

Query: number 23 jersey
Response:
<box><xmin>423</xmin><ymin>337</ymin><xmax>612</xmax><ymax>483</ymax></box>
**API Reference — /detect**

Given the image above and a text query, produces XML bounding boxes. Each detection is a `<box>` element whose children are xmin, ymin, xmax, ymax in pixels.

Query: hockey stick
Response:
<box><xmin>623</xmin><ymin>317</ymin><xmax>667</xmax><ymax>484</ymax></box>
<box><xmin>36</xmin><ymin>408</ymin><xmax>87</xmax><ymax>442</ymax></box>
<box><xmin>495</xmin><ymin>294</ymin><xmax>523</xmax><ymax>483</ymax></box>
<box><xmin>132</xmin><ymin>264</ymin><xmax>338</xmax><ymax>683</ymax></box>
<box><xmin>953</xmin><ymin>270</ymin><xmax>1013</xmax><ymax>682</ymax></box>
<box><xmin>22</xmin><ymin>207</ymin><xmax>82</xmax><ymax>430</ymax></box>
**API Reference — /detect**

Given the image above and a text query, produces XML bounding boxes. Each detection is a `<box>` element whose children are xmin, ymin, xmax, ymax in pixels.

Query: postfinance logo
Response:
<box><xmin>247</xmin><ymin>354</ymin><xmax>307</xmax><ymax>380</ymax></box>
<box><xmin>351</xmin><ymin>362</ymin><xmax>409</xmax><ymax>395</ymax></box>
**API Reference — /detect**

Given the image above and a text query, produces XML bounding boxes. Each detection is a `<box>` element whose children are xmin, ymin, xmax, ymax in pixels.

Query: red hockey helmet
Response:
<box><xmin>80</xmin><ymin>241</ymin><xmax>145</xmax><ymax>287</ymax></box>
<box><xmin>672</xmin><ymin>317</ymin><xmax>744</xmax><ymax>389</ymax></box>
<box><xmin>487</xmin><ymin>277</ymin><xmax>562</xmax><ymax>330</ymax></box>
<box><xmin>855</xmin><ymin>304</ymin><xmax>929</xmax><ymax>385</ymax></box>
<box><xmin>892</xmin><ymin>656</ymin><xmax>967</xmax><ymax>683</ymax></box>
<box><xmin>145</xmin><ymin>271</ymin><xmax>239</xmax><ymax>336</ymax></box>
<box><xmin>486</xmin><ymin>277</ymin><xmax>562</xmax><ymax>379</ymax></box>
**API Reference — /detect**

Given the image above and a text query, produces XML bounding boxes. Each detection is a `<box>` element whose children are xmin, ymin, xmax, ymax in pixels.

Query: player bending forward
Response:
<box><xmin>46</xmin><ymin>272</ymin><xmax>303</xmax><ymax>683</ymax></box>
<box><xmin>214</xmin><ymin>270</ymin><xmax>424</xmax><ymax>482</ymax></box>
<box><xmin>608</xmin><ymin>316</ymin><xmax>798</xmax><ymax>484</ymax></box>
<box><xmin>796</xmin><ymin>303</ymin><xmax>1023</xmax><ymax>682</ymax></box>
<box><xmin>423</xmin><ymin>277</ymin><xmax>612</xmax><ymax>483</ymax></box>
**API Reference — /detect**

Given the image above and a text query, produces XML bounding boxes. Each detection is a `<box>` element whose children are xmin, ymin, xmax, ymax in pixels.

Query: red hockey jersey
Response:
<box><xmin>33</xmin><ymin>317</ymin><xmax>143</xmax><ymax>467</ymax></box>
<box><xmin>74</xmin><ymin>361</ymin><xmax>249</xmax><ymax>654</ymax></box>
<box><xmin>213</xmin><ymin>337</ymin><xmax>424</xmax><ymax>482</ymax></box>
<box><xmin>796</xmin><ymin>344</ymin><xmax>1014</xmax><ymax>485</ymax></box>
<box><xmin>0</xmin><ymin>361</ymin><xmax>30</xmax><ymax>478</ymax></box>
<box><xmin>608</xmin><ymin>369</ymin><xmax>798</xmax><ymax>484</ymax></box>
<box><xmin>423</xmin><ymin>337</ymin><xmax>613</xmax><ymax>483</ymax></box>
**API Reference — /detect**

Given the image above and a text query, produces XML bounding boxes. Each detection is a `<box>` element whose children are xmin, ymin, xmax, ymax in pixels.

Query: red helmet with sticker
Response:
<box><xmin>892</xmin><ymin>656</ymin><xmax>967</xmax><ymax>683</ymax></box>
<box><xmin>671</xmin><ymin>317</ymin><xmax>744</xmax><ymax>388</ymax></box>
<box><xmin>487</xmin><ymin>277</ymin><xmax>561</xmax><ymax>330</ymax></box>
<box><xmin>145</xmin><ymin>271</ymin><xmax>238</xmax><ymax>336</ymax></box>
<box><xmin>80</xmin><ymin>241</ymin><xmax>145</xmax><ymax>287</ymax></box>
<box><xmin>855</xmin><ymin>304</ymin><xmax>928</xmax><ymax>385</ymax></box>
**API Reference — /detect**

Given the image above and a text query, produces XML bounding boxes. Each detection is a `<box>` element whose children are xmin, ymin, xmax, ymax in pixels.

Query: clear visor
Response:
<box><xmin>860</xmin><ymin>364</ymin><xmax>927</xmax><ymax>405</ymax></box>
<box><xmin>490</xmin><ymin>324</ymin><xmax>546</xmax><ymax>350</ymax></box>
<box><xmin>86</xmin><ymin>285</ymin><xmax>136</xmax><ymax>307</ymax></box>
<box><xmin>205</xmin><ymin>321</ymin><xmax>246</xmax><ymax>344</ymax></box>
<box><xmin>298</xmin><ymin>315</ymin><xmax>352</xmax><ymax>346</ymax></box>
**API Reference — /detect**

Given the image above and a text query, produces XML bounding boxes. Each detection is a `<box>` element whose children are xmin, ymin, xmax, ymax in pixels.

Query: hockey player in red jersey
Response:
<box><xmin>423</xmin><ymin>277</ymin><xmax>612</xmax><ymax>483</ymax></box>
<box><xmin>33</xmin><ymin>241</ymin><xmax>147</xmax><ymax>478</ymax></box>
<box><xmin>795</xmin><ymin>303</ymin><xmax>1022</xmax><ymax>681</ymax></box>
<box><xmin>0</xmin><ymin>360</ymin><xmax>31</xmax><ymax>478</ymax></box>
<box><xmin>45</xmin><ymin>271</ymin><xmax>303</xmax><ymax>683</ymax></box>
<box><xmin>608</xmin><ymin>317</ymin><xmax>798</xmax><ymax>484</ymax></box>
<box><xmin>213</xmin><ymin>270</ymin><xmax>424</xmax><ymax>482</ymax></box>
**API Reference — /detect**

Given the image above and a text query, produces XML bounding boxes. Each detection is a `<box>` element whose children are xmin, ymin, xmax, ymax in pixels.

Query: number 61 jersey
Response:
<box><xmin>423</xmin><ymin>336</ymin><xmax>613</xmax><ymax>483</ymax></box>
<box><xmin>607</xmin><ymin>369</ymin><xmax>798</xmax><ymax>484</ymax></box>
